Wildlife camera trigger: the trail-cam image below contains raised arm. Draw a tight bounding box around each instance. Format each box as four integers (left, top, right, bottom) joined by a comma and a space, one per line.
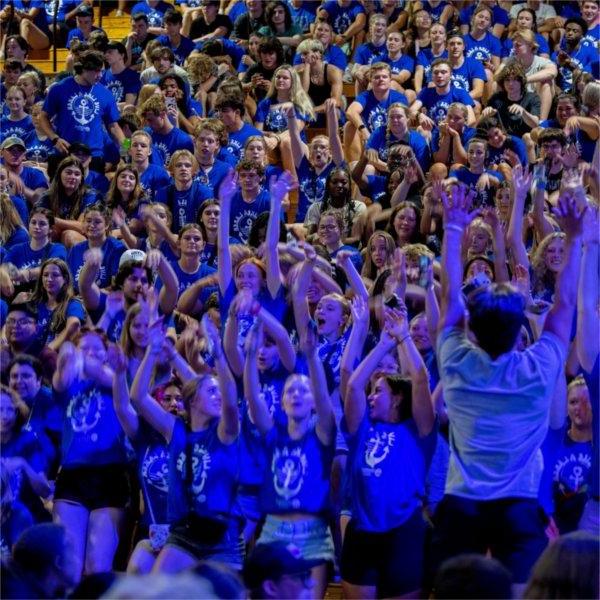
266, 171, 295, 297
217, 169, 237, 295
482, 208, 509, 283
203, 315, 239, 444
439, 184, 478, 331
144, 249, 179, 315
78, 247, 103, 313
258, 304, 296, 373
243, 320, 274, 435
300, 321, 336, 446
340, 295, 370, 402
223, 292, 246, 377
577, 204, 600, 371
390, 305, 435, 436
287, 105, 308, 171
530, 180, 555, 242
335, 250, 368, 301
291, 243, 317, 333
506, 164, 532, 270
130, 321, 176, 443
325, 98, 344, 166
112, 345, 140, 439
52, 342, 79, 393
542, 174, 587, 349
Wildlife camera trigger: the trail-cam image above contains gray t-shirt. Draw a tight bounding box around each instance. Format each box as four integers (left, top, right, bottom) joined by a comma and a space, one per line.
437, 327, 565, 500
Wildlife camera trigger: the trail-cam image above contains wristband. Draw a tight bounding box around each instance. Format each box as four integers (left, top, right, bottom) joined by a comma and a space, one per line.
358, 124, 367, 131
398, 333, 411, 345
51, 136, 60, 146
445, 223, 464, 234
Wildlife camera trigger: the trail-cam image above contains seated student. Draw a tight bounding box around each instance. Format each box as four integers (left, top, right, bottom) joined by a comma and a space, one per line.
1, 59, 23, 113
192, 120, 230, 196
26, 102, 54, 165
463, 5, 501, 89
1, 136, 48, 207
65, 5, 102, 49
382, 31, 415, 100
242, 37, 286, 105
158, 73, 201, 134
317, 210, 363, 272
1, 0, 51, 51
345, 63, 409, 162
552, 17, 596, 93
123, 12, 158, 72
215, 94, 262, 163
68, 143, 110, 196
431, 102, 476, 165
101, 41, 142, 106
446, 31, 485, 104
128, 130, 171, 201
156, 9, 196, 66
292, 19, 348, 73
17, 72, 43, 115
449, 138, 503, 208
414, 22, 448, 94
231, 0, 267, 48
140, 45, 189, 85
0, 192, 29, 253
410, 58, 475, 132
187, 0, 232, 41
288, 99, 344, 223
154, 150, 212, 233
0, 86, 34, 146
317, 0, 367, 54
502, 8, 550, 59
484, 63, 540, 138
459, 0, 509, 38
138, 95, 194, 166
67, 204, 126, 292
476, 116, 528, 171
581, 0, 600, 48
257, 0, 302, 60
1, 208, 67, 291
352, 14, 389, 93
130, 0, 173, 29
534, 128, 569, 195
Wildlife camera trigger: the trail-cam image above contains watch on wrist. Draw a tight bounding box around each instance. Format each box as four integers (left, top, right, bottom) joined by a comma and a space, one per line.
358, 124, 366, 131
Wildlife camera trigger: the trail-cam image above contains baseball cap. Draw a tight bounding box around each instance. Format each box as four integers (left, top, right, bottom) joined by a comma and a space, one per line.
119, 248, 146, 267
1, 136, 26, 151
69, 142, 92, 156
243, 542, 320, 591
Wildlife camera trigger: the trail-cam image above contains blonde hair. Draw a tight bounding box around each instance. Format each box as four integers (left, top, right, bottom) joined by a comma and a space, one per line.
137, 84, 159, 108
168, 149, 198, 175
297, 39, 324, 56
511, 28, 539, 51
403, 243, 434, 262
531, 231, 565, 294
266, 65, 315, 121
362, 231, 396, 279
0, 192, 25, 244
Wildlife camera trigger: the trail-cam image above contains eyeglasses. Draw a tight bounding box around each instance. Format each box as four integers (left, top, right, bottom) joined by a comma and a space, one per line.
318, 223, 338, 231
6, 318, 35, 327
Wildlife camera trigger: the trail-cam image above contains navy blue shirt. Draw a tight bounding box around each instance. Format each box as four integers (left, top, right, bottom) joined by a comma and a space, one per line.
295, 156, 338, 224
224, 123, 262, 163
417, 86, 474, 124
138, 163, 171, 200
100, 68, 142, 103
320, 0, 365, 34
228, 187, 272, 244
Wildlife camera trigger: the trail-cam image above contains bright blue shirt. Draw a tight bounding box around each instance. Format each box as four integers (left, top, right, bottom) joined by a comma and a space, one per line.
354, 41, 387, 66
293, 44, 348, 71
43, 77, 120, 157
100, 68, 142, 103
451, 57, 486, 92
26, 135, 54, 164
295, 156, 338, 223
464, 32, 502, 61
345, 414, 437, 532
66, 25, 102, 48
154, 181, 213, 233
449, 166, 504, 208
459, 4, 509, 28
582, 23, 600, 49
417, 86, 474, 124
193, 159, 230, 196
383, 53, 415, 77
486, 135, 528, 168
552, 43, 596, 91
228, 187, 272, 244
67, 236, 126, 291
225, 123, 262, 163
0, 115, 35, 144
35, 298, 86, 347
416, 47, 448, 85
320, 0, 365, 34
44, 0, 77, 23
366, 126, 431, 169
502, 33, 549, 58
355, 89, 409, 132
130, 0, 172, 26
138, 163, 171, 200
148, 126, 194, 166
255, 98, 309, 134
156, 259, 216, 299
3, 241, 67, 271
156, 34, 196, 65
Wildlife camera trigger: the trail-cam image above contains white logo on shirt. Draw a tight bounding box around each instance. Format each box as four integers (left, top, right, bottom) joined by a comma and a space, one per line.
176, 443, 211, 502
364, 429, 395, 477
232, 209, 256, 244
141, 446, 169, 492
67, 387, 104, 438
67, 92, 100, 130
272, 446, 307, 504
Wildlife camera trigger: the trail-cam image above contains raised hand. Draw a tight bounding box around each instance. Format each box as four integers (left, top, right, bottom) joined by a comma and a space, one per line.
218, 169, 238, 205
299, 318, 319, 356
442, 184, 479, 230
552, 191, 587, 239
84, 247, 103, 268
231, 288, 254, 316
386, 247, 407, 300
383, 303, 409, 342
481, 207, 500, 230
57, 341, 77, 370
582, 203, 600, 246
511, 263, 531, 299
302, 241, 317, 264
108, 344, 128, 374
350, 294, 368, 323
244, 319, 263, 356
201, 313, 222, 359
511, 164, 532, 199
502, 148, 521, 168
147, 318, 165, 354
560, 144, 580, 169
112, 206, 126, 228
144, 249, 162, 271
335, 249, 353, 270
270, 170, 296, 203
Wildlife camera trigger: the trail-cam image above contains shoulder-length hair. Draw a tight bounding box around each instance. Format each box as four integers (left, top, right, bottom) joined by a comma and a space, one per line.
265, 1, 292, 31
266, 64, 315, 121
0, 192, 25, 244
106, 164, 144, 215
47, 157, 87, 220
531, 231, 565, 295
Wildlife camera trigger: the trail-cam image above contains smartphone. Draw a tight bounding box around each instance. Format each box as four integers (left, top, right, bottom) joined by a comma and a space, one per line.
384, 294, 400, 309
418, 255, 432, 288
532, 161, 546, 190
165, 96, 177, 111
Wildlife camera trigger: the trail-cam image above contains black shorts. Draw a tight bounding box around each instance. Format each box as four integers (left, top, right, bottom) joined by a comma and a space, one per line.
428, 495, 547, 585
341, 510, 426, 597
54, 464, 130, 511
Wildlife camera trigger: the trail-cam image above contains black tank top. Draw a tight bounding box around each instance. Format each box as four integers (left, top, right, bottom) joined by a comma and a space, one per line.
308, 63, 332, 109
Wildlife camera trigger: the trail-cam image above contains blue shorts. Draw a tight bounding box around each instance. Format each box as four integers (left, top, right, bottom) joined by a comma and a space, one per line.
257, 515, 335, 564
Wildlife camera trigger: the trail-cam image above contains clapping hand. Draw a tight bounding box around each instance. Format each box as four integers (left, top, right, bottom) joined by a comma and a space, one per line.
552, 187, 587, 239
441, 184, 478, 231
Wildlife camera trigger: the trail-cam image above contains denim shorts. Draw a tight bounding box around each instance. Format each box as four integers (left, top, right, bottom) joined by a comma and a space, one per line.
166, 518, 244, 570
257, 515, 335, 564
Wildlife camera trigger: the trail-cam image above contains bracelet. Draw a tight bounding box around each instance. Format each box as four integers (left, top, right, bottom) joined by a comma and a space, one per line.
397, 334, 411, 345
358, 124, 367, 131
445, 223, 464, 234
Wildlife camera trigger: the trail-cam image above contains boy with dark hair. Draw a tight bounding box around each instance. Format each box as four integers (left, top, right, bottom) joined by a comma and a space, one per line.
215, 94, 263, 162
552, 17, 596, 92
156, 9, 196, 65
101, 41, 142, 105
123, 12, 157, 71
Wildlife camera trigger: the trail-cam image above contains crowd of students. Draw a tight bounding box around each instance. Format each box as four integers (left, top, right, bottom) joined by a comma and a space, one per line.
0, 0, 599, 598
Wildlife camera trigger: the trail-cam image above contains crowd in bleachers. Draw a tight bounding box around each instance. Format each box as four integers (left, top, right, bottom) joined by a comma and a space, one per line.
0, 0, 599, 598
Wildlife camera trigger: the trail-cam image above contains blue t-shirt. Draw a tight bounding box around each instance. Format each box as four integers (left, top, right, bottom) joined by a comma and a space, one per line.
431, 125, 476, 154
464, 32, 502, 62
255, 99, 309, 134
354, 41, 387, 66
383, 53, 415, 77
193, 159, 230, 196
57, 378, 128, 467
138, 163, 171, 200
366, 126, 431, 169
417, 86, 474, 124
260, 423, 335, 515
44, 0, 77, 23
35, 298, 86, 347
43, 77, 120, 157
130, 0, 172, 27
320, 0, 365, 34
3, 241, 67, 271
295, 156, 338, 223
225, 123, 262, 163
293, 43, 348, 71
156, 259, 216, 299
355, 89, 409, 132
8, 194, 28, 226
582, 23, 600, 49
552, 43, 596, 91
502, 33, 549, 58
0, 115, 35, 144
459, 4, 509, 28
11, 0, 49, 33
66, 25, 102, 48
154, 181, 213, 233
416, 48, 449, 87
486, 135, 528, 168
4, 228, 29, 251
85, 170, 110, 195
26, 135, 54, 164
228, 187, 273, 245
67, 237, 126, 292
196, 37, 244, 70
156, 34, 196, 65
17, 165, 48, 193
100, 68, 142, 103
148, 126, 194, 166
449, 166, 504, 208
451, 57, 486, 92
168, 418, 240, 521
345, 414, 437, 531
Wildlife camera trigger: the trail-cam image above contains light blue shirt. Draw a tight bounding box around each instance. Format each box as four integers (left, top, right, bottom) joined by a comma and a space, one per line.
437, 327, 565, 500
